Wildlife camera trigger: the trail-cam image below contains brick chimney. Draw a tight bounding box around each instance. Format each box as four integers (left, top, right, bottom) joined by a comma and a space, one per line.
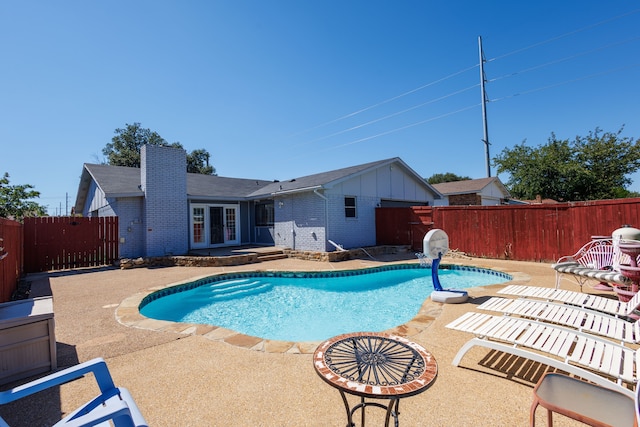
141, 145, 188, 256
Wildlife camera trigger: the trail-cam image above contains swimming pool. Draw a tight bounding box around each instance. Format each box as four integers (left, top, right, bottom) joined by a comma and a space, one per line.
140, 264, 511, 342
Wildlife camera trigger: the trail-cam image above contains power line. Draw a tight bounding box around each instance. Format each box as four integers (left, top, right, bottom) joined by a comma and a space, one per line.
487, 8, 640, 63
290, 44, 637, 157
288, 103, 480, 159
293, 84, 479, 147
283, 8, 639, 160
489, 35, 640, 83
286, 64, 479, 139
489, 62, 640, 103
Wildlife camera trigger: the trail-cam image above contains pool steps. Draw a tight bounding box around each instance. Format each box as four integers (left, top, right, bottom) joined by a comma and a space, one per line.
184, 279, 273, 302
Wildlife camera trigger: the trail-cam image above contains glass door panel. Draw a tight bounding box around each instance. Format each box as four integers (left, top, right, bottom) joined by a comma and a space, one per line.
210, 207, 224, 244
225, 208, 237, 242
191, 206, 205, 247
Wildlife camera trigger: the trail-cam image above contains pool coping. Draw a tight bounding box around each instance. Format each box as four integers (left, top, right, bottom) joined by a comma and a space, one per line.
115, 264, 530, 354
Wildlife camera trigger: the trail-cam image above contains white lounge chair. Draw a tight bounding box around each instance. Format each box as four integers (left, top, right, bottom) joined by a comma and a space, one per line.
446, 311, 639, 398
0, 358, 147, 427
498, 284, 640, 318
478, 296, 640, 345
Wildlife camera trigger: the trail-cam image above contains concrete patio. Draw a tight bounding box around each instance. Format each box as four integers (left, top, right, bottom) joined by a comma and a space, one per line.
0, 253, 618, 426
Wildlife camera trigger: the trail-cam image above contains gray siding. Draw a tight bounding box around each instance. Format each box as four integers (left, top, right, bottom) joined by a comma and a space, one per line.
96, 201, 116, 217
239, 201, 250, 245
115, 197, 145, 258
77, 155, 439, 255
85, 180, 108, 215
254, 227, 275, 244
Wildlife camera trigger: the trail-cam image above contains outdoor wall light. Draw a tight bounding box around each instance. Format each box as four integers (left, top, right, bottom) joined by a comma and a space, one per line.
278, 201, 284, 208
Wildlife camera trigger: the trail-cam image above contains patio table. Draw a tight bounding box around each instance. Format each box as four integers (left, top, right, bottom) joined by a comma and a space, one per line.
313, 331, 437, 427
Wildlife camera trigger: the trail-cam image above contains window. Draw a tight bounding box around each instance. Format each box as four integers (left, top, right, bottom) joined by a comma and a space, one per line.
344, 196, 357, 218
255, 201, 274, 226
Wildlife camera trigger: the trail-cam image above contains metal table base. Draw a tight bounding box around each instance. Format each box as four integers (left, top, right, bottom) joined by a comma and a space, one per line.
314, 332, 438, 427
339, 391, 401, 427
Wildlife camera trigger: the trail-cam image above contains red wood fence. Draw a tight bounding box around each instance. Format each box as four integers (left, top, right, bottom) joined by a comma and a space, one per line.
376, 198, 640, 263
375, 207, 434, 250
0, 218, 23, 303
24, 217, 119, 273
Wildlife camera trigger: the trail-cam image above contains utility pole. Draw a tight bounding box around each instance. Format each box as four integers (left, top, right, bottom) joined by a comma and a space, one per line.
478, 36, 491, 177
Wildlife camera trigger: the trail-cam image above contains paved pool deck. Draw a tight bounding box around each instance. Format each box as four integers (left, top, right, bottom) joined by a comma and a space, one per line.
0, 254, 614, 426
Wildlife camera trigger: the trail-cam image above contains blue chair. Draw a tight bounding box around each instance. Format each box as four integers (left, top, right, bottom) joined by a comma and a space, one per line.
0, 358, 147, 427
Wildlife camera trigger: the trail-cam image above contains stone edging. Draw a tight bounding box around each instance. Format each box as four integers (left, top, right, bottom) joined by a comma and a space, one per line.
115, 266, 529, 354
117, 245, 413, 269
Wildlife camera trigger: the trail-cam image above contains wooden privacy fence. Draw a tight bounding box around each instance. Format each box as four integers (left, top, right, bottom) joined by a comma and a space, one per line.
375, 207, 434, 250
376, 198, 640, 263
24, 217, 119, 273
0, 218, 23, 303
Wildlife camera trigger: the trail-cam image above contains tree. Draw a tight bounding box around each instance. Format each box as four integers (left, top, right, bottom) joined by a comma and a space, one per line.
427, 172, 471, 184
0, 173, 47, 220
102, 123, 216, 175
187, 148, 214, 175
493, 127, 640, 201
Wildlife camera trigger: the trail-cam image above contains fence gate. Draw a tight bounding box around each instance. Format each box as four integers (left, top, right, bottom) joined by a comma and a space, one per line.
24, 217, 118, 273
0, 218, 22, 302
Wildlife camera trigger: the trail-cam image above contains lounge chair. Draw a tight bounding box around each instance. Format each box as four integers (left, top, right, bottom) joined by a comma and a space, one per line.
530, 372, 639, 427
637, 378, 640, 425
445, 311, 639, 398
552, 238, 623, 290
0, 358, 147, 427
478, 296, 640, 344
498, 284, 640, 318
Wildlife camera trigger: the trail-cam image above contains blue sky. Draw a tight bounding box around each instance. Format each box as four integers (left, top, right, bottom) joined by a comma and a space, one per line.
1, 1, 639, 215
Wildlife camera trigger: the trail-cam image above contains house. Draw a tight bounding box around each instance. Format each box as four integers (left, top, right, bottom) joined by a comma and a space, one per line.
74, 145, 444, 258
521, 195, 560, 204
431, 177, 511, 206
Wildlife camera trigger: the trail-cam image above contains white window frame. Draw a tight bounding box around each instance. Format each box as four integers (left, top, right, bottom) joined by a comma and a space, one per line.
189, 203, 240, 248
344, 196, 357, 219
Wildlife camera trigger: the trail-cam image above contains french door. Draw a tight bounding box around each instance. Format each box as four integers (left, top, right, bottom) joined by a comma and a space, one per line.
190, 204, 239, 248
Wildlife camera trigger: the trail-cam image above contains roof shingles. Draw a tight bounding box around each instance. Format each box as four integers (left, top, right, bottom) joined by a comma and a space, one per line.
77, 157, 441, 208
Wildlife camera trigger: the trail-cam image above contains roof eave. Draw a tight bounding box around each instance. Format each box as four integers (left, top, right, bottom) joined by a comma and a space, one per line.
107, 192, 144, 198
187, 195, 248, 202
443, 191, 481, 196
271, 185, 323, 196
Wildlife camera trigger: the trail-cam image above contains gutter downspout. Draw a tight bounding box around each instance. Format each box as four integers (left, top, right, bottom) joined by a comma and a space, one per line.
313, 189, 329, 250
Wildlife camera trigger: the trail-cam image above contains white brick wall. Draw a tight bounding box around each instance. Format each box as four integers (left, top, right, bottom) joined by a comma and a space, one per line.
273, 193, 326, 251
273, 192, 378, 251
327, 194, 377, 250
141, 145, 188, 256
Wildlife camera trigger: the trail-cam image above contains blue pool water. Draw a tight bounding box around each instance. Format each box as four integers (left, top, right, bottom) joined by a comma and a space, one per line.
140, 264, 511, 341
